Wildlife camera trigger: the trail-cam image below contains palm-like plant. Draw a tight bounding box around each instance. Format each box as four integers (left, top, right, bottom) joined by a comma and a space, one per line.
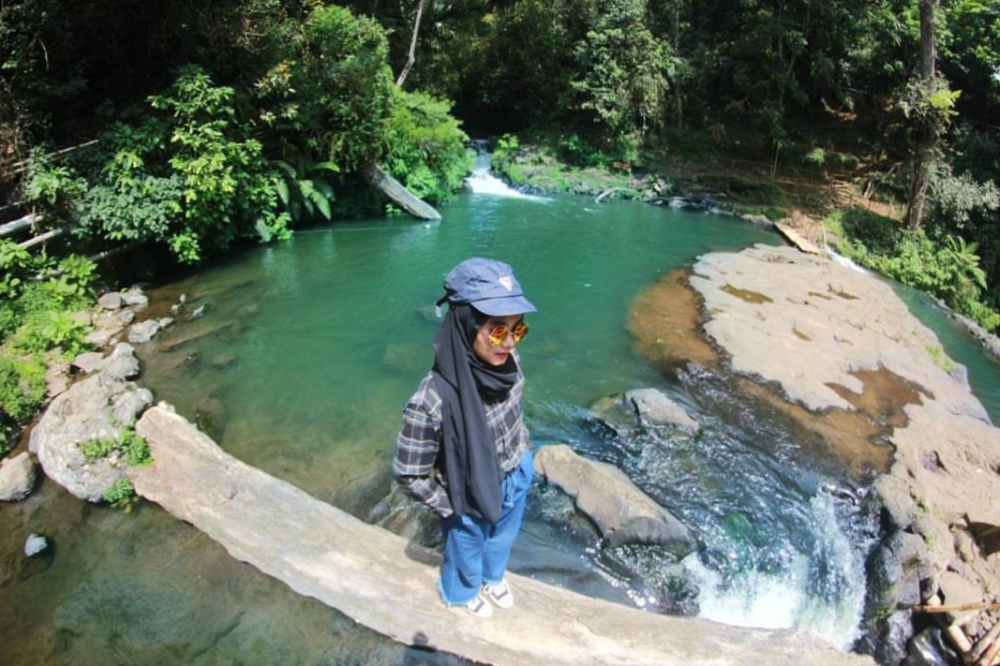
272, 155, 339, 224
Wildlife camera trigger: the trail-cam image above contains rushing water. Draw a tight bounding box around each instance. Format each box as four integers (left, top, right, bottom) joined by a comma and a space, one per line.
3, 182, 999, 664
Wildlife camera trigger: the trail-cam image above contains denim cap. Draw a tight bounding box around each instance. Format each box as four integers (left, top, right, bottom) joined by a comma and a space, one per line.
437, 257, 537, 316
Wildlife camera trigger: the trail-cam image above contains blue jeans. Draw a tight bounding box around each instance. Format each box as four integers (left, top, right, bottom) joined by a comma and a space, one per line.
438, 449, 534, 605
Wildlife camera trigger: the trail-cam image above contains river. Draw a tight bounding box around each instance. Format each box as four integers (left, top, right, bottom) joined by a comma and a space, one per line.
2, 179, 998, 665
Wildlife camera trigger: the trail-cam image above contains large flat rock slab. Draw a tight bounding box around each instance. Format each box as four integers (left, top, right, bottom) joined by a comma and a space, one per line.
132, 405, 872, 666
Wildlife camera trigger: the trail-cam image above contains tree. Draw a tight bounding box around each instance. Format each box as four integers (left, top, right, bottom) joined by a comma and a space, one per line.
904, 0, 959, 232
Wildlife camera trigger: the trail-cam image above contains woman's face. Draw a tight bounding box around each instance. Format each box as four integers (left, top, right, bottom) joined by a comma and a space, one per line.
473, 314, 525, 367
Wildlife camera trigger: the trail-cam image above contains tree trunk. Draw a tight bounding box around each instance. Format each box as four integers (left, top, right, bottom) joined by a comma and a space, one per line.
673, 0, 683, 129
395, 0, 426, 88
905, 0, 939, 233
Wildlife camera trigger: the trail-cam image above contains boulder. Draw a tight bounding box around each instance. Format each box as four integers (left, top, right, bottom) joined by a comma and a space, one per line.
29, 371, 152, 502
122, 288, 148, 310
98, 291, 124, 310
101, 342, 140, 380
128, 319, 161, 344
590, 388, 700, 435
534, 444, 694, 553
0, 452, 37, 501
72, 351, 105, 375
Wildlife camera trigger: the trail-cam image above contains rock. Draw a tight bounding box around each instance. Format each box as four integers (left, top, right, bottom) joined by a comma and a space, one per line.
98, 292, 124, 310
534, 444, 694, 553
0, 453, 37, 501
903, 627, 960, 666
45, 362, 70, 398
867, 532, 931, 611
128, 319, 161, 344
101, 343, 140, 380
24, 533, 48, 557
131, 405, 871, 666
590, 389, 700, 435
158, 317, 174, 330
625, 388, 700, 432
874, 475, 917, 532
72, 351, 105, 374
937, 571, 982, 625
29, 372, 152, 502
190, 305, 206, 320
115, 308, 136, 326
122, 288, 148, 310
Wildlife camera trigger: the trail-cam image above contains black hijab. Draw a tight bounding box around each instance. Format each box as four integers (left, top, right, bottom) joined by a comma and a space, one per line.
432, 304, 518, 524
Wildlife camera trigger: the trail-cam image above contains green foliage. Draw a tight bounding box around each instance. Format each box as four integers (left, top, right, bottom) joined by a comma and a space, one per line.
9, 308, 90, 357
0, 354, 46, 451
383, 89, 471, 203
566, 0, 670, 154
272, 5, 396, 171
22, 148, 85, 220
102, 477, 139, 512
79, 428, 152, 466
0, 239, 41, 302
272, 156, 338, 225
78, 66, 287, 263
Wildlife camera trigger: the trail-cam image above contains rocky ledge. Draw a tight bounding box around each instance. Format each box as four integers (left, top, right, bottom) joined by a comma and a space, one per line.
630, 244, 1000, 665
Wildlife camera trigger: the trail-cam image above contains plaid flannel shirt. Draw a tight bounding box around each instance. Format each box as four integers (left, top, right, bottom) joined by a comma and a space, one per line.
393, 359, 530, 518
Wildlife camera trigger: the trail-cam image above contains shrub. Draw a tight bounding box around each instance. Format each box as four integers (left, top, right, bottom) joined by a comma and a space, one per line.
383, 89, 471, 203
0, 354, 46, 451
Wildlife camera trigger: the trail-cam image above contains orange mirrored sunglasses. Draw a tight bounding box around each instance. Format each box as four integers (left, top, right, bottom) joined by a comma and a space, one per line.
487, 320, 529, 347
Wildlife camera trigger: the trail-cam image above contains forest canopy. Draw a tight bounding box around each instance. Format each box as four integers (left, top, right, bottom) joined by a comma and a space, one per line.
0, 0, 998, 319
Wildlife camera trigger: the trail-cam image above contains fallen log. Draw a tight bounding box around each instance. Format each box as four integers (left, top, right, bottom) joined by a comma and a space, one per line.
362, 161, 442, 221
131, 404, 874, 666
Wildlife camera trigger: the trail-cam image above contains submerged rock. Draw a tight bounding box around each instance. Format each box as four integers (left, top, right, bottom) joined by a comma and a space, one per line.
24, 533, 48, 557
534, 443, 694, 554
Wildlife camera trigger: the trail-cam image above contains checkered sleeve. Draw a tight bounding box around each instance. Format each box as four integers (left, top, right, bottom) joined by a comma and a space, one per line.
392, 376, 453, 518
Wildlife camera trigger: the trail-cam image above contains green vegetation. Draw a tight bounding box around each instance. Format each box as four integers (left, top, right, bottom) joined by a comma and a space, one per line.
78, 428, 152, 466
0, 240, 97, 452
0, 0, 998, 334
102, 477, 140, 513
78, 427, 152, 512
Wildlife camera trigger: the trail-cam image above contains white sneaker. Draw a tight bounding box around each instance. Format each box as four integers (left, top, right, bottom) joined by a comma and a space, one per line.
465, 593, 493, 618
483, 579, 514, 609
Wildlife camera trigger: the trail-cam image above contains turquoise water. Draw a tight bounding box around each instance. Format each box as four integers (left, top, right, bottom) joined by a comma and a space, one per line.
3, 189, 997, 664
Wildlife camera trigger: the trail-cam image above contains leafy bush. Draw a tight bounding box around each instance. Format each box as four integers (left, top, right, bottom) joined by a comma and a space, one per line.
77, 66, 288, 264
0, 354, 46, 451
837, 208, 905, 256
103, 477, 140, 512
383, 89, 471, 203
79, 428, 151, 466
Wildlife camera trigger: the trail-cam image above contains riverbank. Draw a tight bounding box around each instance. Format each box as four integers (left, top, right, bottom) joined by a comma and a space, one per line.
629, 245, 1000, 664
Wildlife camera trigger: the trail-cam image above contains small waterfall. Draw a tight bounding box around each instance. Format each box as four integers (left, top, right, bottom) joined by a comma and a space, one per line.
827, 248, 870, 274
681, 490, 876, 650
465, 142, 546, 200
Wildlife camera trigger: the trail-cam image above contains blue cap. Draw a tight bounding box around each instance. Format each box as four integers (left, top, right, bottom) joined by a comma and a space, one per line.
437, 258, 537, 316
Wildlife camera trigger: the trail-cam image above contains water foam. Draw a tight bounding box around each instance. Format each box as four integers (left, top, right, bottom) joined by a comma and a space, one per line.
683, 491, 872, 650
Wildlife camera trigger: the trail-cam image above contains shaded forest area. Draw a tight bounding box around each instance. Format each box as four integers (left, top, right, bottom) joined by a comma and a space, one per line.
1, 1, 999, 312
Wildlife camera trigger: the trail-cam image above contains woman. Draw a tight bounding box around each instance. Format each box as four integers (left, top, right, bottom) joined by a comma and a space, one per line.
393, 257, 536, 618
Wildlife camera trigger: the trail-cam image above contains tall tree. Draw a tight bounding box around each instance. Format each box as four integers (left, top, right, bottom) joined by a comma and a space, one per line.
905, 0, 944, 232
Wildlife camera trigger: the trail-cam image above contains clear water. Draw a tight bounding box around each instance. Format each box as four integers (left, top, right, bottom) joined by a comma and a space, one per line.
4, 189, 997, 663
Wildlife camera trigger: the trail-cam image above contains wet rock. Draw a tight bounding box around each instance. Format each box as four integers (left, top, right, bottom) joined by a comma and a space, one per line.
590, 388, 700, 435
0, 452, 37, 501
24, 533, 48, 557
122, 288, 148, 310
534, 444, 694, 554
101, 343, 140, 380
128, 319, 162, 344
29, 371, 152, 502
867, 531, 932, 612
98, 292, 124, 310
